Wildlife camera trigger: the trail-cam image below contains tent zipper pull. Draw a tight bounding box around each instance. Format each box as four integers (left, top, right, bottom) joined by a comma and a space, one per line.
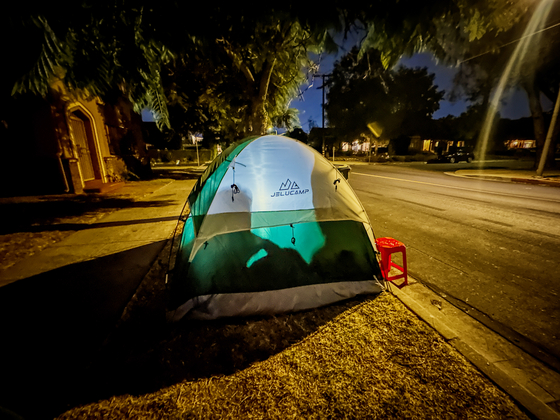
231, 184, 240, 201
333, 178, 341, 191
290, 224, 296, 245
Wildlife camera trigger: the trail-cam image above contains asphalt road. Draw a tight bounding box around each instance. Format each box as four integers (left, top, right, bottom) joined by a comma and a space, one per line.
349, 161, 560, 363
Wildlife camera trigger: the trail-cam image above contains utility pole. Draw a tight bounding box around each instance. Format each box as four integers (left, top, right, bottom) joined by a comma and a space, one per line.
315, 73, 331, 156
536, 82, 560, 177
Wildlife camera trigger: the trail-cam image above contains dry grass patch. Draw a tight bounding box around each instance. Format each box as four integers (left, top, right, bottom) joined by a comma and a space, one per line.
59, 293, 528, 419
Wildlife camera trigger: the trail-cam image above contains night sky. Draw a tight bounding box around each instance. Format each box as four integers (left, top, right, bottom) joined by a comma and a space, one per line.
142, 37, 552, 130
290, 50, 547, 133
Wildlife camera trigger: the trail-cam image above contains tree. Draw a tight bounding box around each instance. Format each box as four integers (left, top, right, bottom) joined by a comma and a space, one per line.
325, 48, 390, 142
350, 0, 559, 168
383, 66, 445, 138
4, 2, 343, 144
450, 2, 560, 167
326, 48, 444, 144
156, 4, 341, 141
285, 127, 309, 142
3, 3, 173, 129
353, 0, 530, 68
10, 1, 548, 154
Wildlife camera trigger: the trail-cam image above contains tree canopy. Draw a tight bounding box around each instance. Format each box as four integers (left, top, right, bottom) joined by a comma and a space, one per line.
4, 3, 173, 128
344, 0, 559, 167
160, 9, 336, 141
3, 2, 343, 141
5, 0, 557, 157
354, 0, 530, 68
448, 0, 560, 167
326, 48, 444, 143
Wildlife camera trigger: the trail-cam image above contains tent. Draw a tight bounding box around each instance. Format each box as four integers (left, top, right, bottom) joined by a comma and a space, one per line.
167, 135, 384, 320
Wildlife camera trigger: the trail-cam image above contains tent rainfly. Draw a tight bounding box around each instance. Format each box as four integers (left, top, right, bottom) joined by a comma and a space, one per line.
167, 135, 384, 320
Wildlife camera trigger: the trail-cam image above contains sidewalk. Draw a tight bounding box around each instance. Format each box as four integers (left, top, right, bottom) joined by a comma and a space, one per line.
0, 178, 197, 419
0, 174, 559, 419
329, 159, 560, 188
449, 168, 560, 187
392, 280, 560, 420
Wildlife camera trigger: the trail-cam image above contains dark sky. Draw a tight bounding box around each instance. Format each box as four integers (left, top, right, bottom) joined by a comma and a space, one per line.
142, 31, 552, 130
290, 50, 545, 132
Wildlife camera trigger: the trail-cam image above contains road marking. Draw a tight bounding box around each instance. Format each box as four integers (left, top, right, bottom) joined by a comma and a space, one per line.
354, 172, 494, 191
353, 172, 560, 204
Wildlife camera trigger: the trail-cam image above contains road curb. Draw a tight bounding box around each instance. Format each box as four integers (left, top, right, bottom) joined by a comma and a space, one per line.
511, 178, 560, 188
444, 172, 515, 182
389, 282, 560, 420
445, 171, 560, 187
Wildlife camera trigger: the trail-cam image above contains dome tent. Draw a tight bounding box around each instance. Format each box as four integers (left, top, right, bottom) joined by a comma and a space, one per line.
167, 135, 384, 320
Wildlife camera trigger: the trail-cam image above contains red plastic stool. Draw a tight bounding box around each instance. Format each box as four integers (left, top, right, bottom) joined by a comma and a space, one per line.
375, 237, 408, 288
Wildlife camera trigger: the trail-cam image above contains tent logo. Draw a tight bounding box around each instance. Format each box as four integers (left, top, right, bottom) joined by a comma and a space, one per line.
271, 179, 309, 197
279, 179, 298, 190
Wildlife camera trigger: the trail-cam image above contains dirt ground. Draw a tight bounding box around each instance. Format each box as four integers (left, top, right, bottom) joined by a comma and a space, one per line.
59, 267, 530, 419
58, 221, 528, 419
0, 178, 531, 419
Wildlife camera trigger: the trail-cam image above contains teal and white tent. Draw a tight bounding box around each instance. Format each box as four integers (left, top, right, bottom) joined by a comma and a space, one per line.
168, 135, 384, 320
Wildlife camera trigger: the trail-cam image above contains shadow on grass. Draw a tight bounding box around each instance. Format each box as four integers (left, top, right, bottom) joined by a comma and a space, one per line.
84, 282, 380, 411
0, 197, 178, 235
0, 231, 381, 419
0, 240, 168, 420
2, 215, 182, 234
152, 168, 204, 181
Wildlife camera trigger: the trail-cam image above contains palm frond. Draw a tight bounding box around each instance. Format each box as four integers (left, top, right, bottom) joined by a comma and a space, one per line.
12, 16, 71, 96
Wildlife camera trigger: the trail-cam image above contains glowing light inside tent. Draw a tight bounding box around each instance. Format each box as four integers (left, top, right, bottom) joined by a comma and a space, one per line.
251, 222, 325, 264
246, 249, 269, 268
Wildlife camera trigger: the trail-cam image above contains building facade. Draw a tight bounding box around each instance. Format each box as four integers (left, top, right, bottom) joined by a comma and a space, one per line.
0, 82, 148, 196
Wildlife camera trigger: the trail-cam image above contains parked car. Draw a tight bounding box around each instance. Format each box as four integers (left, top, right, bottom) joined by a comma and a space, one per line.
439, 148, 475, 163
373, 146, 390, 161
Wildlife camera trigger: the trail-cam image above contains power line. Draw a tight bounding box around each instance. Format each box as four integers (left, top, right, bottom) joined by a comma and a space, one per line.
460, 21, 560, 64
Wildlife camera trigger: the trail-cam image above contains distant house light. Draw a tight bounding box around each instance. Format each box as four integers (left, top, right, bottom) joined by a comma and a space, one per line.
507, 139, 535, 149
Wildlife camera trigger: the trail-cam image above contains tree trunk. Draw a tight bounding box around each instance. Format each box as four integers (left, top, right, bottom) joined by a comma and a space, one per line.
247, 58, 277, 136
522, 79, 551, 169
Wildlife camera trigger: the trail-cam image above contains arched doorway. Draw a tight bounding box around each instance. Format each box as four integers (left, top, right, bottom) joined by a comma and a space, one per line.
69, 109, 101, 182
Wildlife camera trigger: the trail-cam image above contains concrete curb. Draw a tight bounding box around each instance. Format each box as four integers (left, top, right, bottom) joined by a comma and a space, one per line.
511, 178, 560, 188
445, 171, 560, 187
389, 282, 560, 420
